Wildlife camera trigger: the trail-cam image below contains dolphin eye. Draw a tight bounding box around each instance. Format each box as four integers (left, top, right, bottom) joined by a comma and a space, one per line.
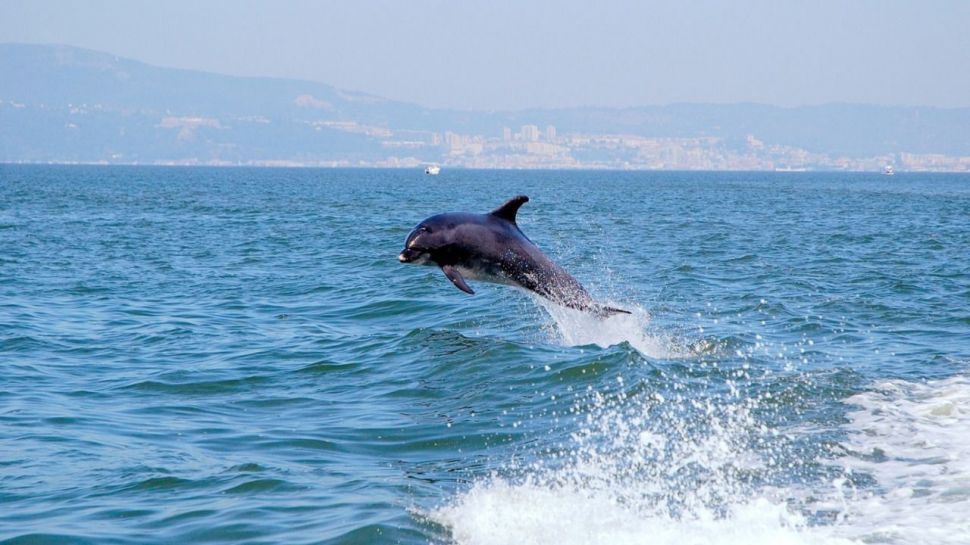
420, 226, 432, 234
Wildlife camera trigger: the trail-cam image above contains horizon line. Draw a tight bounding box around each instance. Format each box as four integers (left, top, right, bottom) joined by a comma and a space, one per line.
4, 160, 968, 175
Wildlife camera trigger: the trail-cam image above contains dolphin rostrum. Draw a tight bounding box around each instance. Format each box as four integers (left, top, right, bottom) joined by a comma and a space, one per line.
398, 195, 630, 316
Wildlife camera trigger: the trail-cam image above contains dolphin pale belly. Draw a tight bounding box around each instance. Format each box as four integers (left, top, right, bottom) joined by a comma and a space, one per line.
399, 195, 630, 316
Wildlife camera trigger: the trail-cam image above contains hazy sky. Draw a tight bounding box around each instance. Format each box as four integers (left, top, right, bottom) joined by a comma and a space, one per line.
2, 0, 968, 110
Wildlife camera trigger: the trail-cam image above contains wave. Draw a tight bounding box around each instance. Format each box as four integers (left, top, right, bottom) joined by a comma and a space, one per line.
430, 481, 852, 545
428, 372, 970, 545
426, 379, 856, 545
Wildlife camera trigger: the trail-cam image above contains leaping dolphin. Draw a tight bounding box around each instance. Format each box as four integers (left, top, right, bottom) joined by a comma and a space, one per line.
398, 195, 630, 316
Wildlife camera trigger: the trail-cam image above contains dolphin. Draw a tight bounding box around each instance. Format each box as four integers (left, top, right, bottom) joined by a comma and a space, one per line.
398, 195, 630, 316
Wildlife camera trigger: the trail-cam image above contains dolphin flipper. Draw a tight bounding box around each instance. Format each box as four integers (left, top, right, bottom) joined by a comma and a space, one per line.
441, 265, 475, 295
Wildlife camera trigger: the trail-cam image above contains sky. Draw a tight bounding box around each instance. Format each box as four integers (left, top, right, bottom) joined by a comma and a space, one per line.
1, 0, 968, 111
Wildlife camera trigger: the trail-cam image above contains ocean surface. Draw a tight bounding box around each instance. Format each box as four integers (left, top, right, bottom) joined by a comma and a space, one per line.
1, 165, 969, 545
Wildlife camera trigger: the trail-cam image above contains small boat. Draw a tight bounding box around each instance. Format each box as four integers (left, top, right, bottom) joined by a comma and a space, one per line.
424, 164, 441, 175
883, 165, 895, 176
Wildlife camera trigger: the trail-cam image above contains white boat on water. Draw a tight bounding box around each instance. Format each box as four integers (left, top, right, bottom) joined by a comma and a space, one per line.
883, 165, 895, 176
424, 164, 441, 175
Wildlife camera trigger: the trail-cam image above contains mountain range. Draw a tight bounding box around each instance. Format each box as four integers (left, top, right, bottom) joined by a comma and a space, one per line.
2, 43, 968, 170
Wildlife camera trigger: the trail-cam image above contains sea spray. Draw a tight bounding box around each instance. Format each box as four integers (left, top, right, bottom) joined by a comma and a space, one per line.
429, 373, 858, 545
533, 296, 682, 358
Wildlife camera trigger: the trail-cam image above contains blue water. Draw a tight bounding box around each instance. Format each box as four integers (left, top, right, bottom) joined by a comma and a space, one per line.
2, 165, 969, 545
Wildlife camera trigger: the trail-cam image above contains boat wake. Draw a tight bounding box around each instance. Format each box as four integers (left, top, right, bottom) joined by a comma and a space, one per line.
831, 376, 970, 544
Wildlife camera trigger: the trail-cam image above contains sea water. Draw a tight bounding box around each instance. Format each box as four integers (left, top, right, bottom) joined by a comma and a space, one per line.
1, 165, 968, 544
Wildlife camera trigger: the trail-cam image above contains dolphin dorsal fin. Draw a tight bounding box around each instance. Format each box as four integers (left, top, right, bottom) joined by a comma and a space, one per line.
489, 195, 529, 223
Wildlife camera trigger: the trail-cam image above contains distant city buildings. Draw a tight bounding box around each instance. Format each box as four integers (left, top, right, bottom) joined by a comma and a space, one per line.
11, 44, 966, 171
520, 125, 540, 142
143, 117, 970, 172
326, 120, 970, 171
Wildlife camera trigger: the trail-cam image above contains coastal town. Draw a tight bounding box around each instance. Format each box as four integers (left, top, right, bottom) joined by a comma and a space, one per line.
340, 122, 970, 172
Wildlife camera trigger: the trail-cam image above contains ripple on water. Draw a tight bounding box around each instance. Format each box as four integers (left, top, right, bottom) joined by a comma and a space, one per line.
2, 167, 969, 545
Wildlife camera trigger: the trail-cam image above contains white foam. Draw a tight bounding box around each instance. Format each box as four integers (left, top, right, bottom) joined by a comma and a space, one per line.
831, 376, 970, 544
439, 284, 970, 544
431, 480, 854, 545
427, 388, 859, 545
429, 375, 970, 544
534, 297, 681, 358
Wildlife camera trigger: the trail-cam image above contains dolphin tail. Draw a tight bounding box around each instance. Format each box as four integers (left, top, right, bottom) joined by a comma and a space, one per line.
592, 304, 632, 317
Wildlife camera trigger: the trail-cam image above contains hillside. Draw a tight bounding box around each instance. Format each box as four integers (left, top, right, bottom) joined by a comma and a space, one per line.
1, 43, 968, 169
